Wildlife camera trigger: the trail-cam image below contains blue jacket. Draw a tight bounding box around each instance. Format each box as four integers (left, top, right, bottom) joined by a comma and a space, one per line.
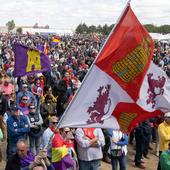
7, 114, 30, 143
107, 129, 128, 146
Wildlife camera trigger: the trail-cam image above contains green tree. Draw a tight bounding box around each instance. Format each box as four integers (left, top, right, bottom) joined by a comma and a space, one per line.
87, 25, 96, 33
75, 23, 88, 34
159, 25, 170, 34
16, 27, 22, 34
6, 20, 15, 32
33, 23, 38, 28
102, 24, 110, 35
144, 24, 157, 33
45, 25, 50, 29
75, 23, 170, 35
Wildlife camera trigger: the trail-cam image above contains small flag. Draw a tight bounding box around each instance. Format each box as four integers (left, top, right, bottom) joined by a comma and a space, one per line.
13, 43, 51, 77
52, 35, 60, 45
52, 133, 74, 169
44, 41, 49, 55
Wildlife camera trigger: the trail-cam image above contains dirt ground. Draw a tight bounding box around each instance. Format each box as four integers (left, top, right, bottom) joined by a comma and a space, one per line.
0, 141, 158, 170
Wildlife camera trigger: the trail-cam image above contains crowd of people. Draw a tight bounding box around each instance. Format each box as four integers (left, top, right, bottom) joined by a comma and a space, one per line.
0, 32, 169, 170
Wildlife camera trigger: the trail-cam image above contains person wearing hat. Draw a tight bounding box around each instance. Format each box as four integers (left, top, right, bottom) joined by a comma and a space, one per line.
6, 104, 30, 159
27, 104, 43, 155
157, 112, 170, 170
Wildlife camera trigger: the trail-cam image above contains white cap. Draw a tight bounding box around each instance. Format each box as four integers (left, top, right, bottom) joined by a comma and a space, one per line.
164, 112, 170, 118
37, 73, 43, 77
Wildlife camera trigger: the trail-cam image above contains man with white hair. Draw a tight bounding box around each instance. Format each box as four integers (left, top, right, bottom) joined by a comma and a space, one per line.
42, 115, 59, 160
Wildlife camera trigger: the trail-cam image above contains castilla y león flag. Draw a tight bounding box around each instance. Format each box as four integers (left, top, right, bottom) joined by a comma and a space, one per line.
57, 4, 165, 132
13, 43, 51, 77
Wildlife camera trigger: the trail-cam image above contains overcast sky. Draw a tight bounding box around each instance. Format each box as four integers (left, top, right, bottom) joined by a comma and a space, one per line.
0, 0, 169, 30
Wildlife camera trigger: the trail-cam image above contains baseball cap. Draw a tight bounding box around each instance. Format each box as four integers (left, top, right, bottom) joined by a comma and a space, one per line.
10, 105, 19, 111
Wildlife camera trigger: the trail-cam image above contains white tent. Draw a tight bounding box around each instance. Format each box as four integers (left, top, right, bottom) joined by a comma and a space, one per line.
149, 33, 166, 40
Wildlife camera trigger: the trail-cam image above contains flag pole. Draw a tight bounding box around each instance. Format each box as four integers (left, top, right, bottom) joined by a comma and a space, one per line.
57, 0, 132, 128
44, 0, 132, 149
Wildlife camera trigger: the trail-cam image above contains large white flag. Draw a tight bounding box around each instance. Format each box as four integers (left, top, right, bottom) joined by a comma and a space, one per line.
57, 3, 157, 131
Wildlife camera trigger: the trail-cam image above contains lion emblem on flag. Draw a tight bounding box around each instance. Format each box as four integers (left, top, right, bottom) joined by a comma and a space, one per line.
147, 73, 166, 108
87, 84, 111, 124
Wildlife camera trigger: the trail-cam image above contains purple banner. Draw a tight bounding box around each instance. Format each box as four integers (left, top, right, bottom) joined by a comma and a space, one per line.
13, 43, 51, 77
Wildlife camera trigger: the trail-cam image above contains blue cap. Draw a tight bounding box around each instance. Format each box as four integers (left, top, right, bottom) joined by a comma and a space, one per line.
10, 105, 19, 111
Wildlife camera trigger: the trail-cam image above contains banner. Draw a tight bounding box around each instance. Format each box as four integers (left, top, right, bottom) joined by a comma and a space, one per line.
57, 4, 163, 132
13, 43, 51, 77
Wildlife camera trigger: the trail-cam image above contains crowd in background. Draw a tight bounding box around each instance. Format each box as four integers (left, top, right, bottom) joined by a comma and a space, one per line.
0, 32, 169, 170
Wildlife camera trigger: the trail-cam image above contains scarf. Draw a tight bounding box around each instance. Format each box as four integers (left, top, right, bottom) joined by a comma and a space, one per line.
20, 151, 34, 167
83, 128, 95, 139
20, 102, 28, 108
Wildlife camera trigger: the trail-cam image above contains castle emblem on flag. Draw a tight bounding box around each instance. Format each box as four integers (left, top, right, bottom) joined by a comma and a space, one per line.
147, 73, 166, 108
112, 37, 152, 83
87, 84, 111, 124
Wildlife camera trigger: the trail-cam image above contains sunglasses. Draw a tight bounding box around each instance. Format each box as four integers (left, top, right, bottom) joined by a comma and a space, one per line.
22, 98, 28, 100
29, 107, 35, 109
51, 122, 58, 124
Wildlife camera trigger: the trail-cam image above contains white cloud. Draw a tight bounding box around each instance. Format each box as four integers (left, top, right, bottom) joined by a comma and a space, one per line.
0, 0, 169, 29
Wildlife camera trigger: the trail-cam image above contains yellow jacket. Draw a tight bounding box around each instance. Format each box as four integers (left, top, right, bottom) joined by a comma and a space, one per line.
158, 121, 170, 151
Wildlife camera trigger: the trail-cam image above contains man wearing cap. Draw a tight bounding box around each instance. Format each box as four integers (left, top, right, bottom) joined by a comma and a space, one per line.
6, 104, 30, 159
16, 83, 36, 106
157, 112, 170, 170
27, 104, 43, 155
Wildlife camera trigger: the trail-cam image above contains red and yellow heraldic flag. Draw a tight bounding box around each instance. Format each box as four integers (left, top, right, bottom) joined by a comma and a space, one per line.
95, 5, 154, 102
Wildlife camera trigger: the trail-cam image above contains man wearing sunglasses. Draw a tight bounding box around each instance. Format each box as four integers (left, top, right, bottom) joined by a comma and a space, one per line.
16, 83, 36, 106
27, 104, 43, 155
42, 115, 59, 160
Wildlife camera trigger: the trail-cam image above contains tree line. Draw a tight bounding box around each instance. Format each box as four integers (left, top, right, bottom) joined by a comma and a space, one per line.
75, 23, 170, 35
5, 20, 170, 35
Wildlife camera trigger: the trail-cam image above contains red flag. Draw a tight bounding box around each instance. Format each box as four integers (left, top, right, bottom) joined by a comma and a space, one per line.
96, 5, 154, 101
44, 42, 49, 55
113, 102, 162, 133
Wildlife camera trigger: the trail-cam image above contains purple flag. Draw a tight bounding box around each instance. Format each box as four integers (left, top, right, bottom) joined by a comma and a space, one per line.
37, 44, 44, 52
13, 43, 51, 77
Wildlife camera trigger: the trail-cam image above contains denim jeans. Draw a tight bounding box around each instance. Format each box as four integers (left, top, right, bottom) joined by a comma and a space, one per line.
7, 141, 17, 159
111, 155, 126, 170
29, 135, 42, 155
79, 159, 100, 170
